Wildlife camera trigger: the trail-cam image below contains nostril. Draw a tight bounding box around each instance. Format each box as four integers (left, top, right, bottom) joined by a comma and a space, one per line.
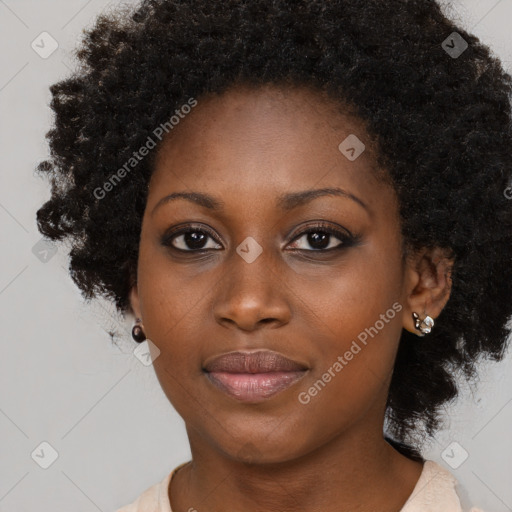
257, 318, 279, 326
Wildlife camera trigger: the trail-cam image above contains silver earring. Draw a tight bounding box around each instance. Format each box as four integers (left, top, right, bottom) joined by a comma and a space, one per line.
412, 312, 434, 336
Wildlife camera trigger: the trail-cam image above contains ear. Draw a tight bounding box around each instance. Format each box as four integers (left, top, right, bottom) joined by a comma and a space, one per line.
129, 284, 142, 320
402, 246, 454, 335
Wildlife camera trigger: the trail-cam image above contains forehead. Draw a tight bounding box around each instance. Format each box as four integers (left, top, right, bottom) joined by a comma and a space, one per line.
148, 84, 390, 212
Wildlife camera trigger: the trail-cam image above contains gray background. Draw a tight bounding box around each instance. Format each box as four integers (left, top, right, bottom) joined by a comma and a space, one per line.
0, 0, 511, 510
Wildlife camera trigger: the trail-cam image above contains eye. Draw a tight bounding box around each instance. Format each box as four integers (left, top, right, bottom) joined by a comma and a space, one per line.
161, 225, 222, 252
287, 222, 357, 252
161, 222, 359, 254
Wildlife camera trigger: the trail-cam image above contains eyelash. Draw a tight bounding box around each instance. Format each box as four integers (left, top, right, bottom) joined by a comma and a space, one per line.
161, 222, 360, 254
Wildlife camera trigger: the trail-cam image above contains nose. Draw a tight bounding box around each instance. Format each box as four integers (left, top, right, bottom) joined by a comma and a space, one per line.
212, 248, 292, 331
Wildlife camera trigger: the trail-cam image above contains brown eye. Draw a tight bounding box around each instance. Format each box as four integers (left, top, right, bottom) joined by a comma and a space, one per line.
289, 230, 344, 251
287, 222, 359, 252
162, 226, 222, 252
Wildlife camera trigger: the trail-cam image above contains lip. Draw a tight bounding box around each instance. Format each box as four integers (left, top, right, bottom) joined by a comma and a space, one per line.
203, 350, 309, 402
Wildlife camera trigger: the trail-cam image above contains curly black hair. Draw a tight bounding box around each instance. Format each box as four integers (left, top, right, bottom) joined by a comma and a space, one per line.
35, 0, 512, 455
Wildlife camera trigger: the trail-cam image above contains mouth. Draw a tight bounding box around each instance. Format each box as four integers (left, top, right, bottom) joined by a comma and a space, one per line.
203, 350, 309, 403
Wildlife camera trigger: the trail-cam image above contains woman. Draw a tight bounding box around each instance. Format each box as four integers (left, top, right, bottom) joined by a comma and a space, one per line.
35, 0, 512, 510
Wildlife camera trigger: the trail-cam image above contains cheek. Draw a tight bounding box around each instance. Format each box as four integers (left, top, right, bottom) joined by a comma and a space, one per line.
137, 234, 211, 331
301, 232, 404, 345
135, 246, 210, 382
137, 260, 208, 418
293, 235, 405, 409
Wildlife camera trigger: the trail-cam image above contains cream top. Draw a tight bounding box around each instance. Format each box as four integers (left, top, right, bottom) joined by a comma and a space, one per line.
115, 459, 486, 512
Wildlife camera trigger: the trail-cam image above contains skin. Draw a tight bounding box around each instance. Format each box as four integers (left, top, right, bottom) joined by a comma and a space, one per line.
129, 83, 454, 512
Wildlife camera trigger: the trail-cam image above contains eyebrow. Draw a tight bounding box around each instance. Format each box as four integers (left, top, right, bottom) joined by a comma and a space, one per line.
151, 187, 369, 216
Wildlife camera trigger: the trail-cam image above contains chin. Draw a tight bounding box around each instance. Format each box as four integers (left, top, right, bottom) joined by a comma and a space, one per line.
217, 432, 312, 466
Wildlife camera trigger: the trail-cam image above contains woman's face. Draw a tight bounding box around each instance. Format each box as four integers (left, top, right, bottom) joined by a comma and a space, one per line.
130, 84, 416, 463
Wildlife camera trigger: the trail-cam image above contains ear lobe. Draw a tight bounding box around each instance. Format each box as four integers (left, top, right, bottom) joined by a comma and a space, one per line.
402, 246, 454, 335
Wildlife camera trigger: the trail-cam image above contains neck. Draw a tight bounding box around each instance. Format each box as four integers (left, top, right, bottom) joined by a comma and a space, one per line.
170, 425, 424, 512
